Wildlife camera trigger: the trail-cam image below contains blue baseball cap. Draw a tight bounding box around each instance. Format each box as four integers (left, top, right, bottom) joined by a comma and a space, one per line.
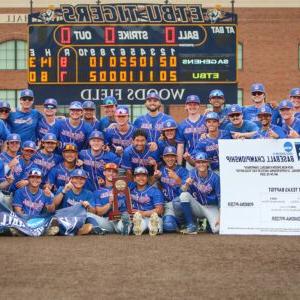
134, 166, 148, 175
6, 133, 21, 142
205, 112, 220, 121
69, 101, 83, 110
251, 83, 265, 93
278, 99, 293, 110
228, 104, 243, 115
20, 89, 34, 99
89, 130, 104, 140
162, 120, 177, 130
163, 146, 177, 156
42, 133, 57, 142
28, 168, 42, 178
115, 106, 129, 116
209, 89, 224, 98
63, 143, 77, 152
185, 95, 200, 104
44, 98, 57, 108
103, 96, 117, 106
290, 88, 300, 97
82, 101, 96, 109
257, 105, 272, 115
22, 141, 37, 151
146, 92, 160, 101
194, 152, 209, 162
0, 101, 11, 110
70, 169, 88, 179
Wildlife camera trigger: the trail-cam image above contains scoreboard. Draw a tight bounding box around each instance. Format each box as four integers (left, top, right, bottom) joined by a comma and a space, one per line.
28, 4, 238, 105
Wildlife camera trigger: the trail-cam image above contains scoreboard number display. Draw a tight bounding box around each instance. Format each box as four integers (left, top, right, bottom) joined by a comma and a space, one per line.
28, 4, 238, 104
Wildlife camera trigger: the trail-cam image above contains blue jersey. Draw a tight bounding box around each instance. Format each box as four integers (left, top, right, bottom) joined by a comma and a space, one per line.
193, 130, 231, 171
13, 186, 53, 216
56, 186, 95, 209
177, 116, 207, 153
282, 118, 300, 136
133, 112, 174, 142
295, 112, 300, 119
79, 149, 120, 191
157, 139, 179, 159
98, 117, 116, 132
130, 185, 164, 211
0, 160, 5, 183
0, 152, 15, 174
252, 124, 286, 139
122, 145, 160, 175
0, 119, 10, 149
159, 165, 189, 202
84, 119, 101, 131
216, 107, 231, 130
186, 169, 220, 206
8, 109, 42, 142
32, 151, 62, 184
37, 117, 58, 141
93, 186, 127, 217
225, 120, 258, 136
50, 118, 93, 151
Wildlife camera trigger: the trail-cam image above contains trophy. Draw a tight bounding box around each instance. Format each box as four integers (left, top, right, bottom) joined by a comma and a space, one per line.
108, 170, 133, 220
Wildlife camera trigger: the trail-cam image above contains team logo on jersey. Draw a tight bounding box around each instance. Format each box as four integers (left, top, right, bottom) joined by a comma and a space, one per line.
283, 141, 293, 153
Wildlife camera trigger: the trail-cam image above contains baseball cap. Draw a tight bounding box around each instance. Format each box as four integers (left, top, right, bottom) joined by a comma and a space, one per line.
209, 89, 224, 99
185, 95, 200, 104
194, 152, 209, 162
134, 166, 148, 175
251, 83, 265, 93
146, 92, 160, 101
103, 96, 117, 106
163, 146, 177, 156
28, 168, 42, 178
228, 104, 243, 115
70, 169, 88, 179
63, 143, 77, 152
0, 101, 11, 110
69, 101, 83, 110
104, 163, 118, 171
42, 133, 57, 142
22, 141, 37, 151
20, 89, 34, 99
290, 88, 300, 97
257, 105, 272, 115
278, 99, 293, 110
162, 120, 177, 130
89, 130, 104, 140
44, 98, 57, 108
6, 133, 21, 142
82, 101, 96, 110
205, 112, 220, 121
115, 106, 129, 116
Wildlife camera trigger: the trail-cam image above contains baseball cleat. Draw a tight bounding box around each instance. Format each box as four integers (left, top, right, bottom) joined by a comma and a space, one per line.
45, 226, 59, 236
91, 227, 106, 235
180, 224, 198, 235
149, 212, 159, 236
121, 213, 131, 235
133, 212, 143, 236
9, 228, 23, 237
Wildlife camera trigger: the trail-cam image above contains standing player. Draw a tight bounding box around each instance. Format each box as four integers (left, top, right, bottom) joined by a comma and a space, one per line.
98, 96, 117, 132
0, 101, 11, 129
289, 88, 300, 118
133, 92, 174, 146
131, 166, 164, 236
79, 130, 119, 192
176, 152, 220, 234
82, 100, 100, 130
278, 100, 300, 137
154, 146, 188, 232
50, 101, 93, 151
37, 98, 58, 142
8, 89, 42, 142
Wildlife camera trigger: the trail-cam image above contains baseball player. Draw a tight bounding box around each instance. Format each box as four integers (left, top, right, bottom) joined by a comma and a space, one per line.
131, 166, 164, 236
0, 103, 10, 149
8, 89, 42, 142
133, 92, 174, 146
98, 96, 117, 132
50, 101, 93, 151
0, 100, 11, 130
252, 105, 286, 139
79, 130, 120, 191
82, 100, 100, 130
37, 98, 59, 142
278, 100, 300, 137
153, 146, 188, 232
289, 88, 300, 118
225, 104, 258, 139
175, 152, 220, 234
105, 106, 136, 157
121, 129, 160, 180
93, 163, 131, 234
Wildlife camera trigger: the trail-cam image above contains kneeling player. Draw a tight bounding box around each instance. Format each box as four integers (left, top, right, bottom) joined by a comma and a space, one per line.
176, 152, 220, 234
131, 167, 164, 236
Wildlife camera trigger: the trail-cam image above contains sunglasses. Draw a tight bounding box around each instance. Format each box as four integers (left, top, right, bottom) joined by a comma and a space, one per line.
229, 113, 241, 118
252, 92, 264, 96
29, 175, 42, 179
21, 97, 34, 102
0, 109, 10, 113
